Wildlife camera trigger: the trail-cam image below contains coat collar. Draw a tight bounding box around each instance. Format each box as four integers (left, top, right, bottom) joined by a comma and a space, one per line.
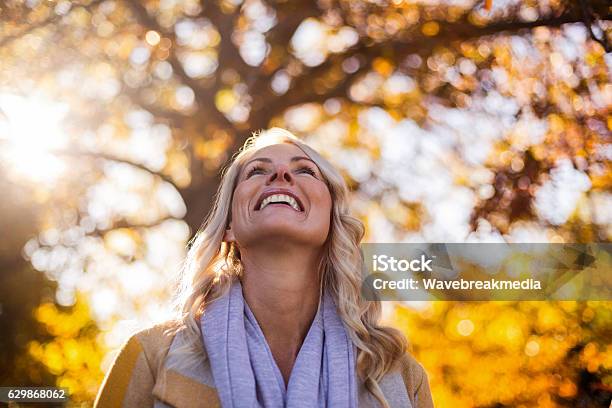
153, 368, 220, 408
153, 326, 220, 408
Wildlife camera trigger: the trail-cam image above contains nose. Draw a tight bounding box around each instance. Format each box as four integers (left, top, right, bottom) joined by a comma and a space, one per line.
266, 164, 294, 185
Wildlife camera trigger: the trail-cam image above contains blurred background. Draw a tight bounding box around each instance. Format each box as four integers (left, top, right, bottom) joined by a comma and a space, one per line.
0, 0, 610, 406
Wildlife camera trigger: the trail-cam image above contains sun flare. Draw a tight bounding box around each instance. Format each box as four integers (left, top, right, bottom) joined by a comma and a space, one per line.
0, 93, 70, 183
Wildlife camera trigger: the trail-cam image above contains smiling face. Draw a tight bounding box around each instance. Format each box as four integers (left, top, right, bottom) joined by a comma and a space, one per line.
224, 143, 333, 250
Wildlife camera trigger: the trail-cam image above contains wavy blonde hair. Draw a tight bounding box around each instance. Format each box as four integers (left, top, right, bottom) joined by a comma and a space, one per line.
170, 127, 406, 407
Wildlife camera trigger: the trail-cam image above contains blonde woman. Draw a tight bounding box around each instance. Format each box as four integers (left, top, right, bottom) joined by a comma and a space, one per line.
94, 128, 433, 408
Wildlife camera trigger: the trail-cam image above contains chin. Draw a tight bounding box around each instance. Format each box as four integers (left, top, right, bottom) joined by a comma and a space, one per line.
246, 223, 328, 248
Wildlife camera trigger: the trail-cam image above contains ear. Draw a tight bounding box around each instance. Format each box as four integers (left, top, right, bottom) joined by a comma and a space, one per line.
223, 224, 235, 242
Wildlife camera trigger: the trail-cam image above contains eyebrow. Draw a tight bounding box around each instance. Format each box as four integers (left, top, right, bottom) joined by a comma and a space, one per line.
244, 156, 316, 167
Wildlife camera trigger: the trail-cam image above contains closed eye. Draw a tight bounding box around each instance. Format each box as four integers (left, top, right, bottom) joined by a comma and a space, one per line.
296, 166, 316, 176
246, 165, 267, 178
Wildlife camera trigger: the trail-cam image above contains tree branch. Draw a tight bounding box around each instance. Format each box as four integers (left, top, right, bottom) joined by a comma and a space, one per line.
89, 215, 184, 237
248, 1, 321, 97
123, 0, 236, 131
120, 85, 191, 125
0, 0, 106, 49
249, 10, 612, 130
202, 1, 253, 83
578, 0, 610, 52
57, 148, 180, 189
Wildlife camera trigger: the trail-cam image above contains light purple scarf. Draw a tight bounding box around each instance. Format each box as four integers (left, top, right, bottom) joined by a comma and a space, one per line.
200, 280, 358, 408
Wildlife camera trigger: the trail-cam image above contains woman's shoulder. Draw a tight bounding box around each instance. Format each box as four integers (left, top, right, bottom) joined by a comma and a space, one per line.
130, 320, 181, 345
128, 319, 183, 362
396, 352, 434, 408
94, 320, 182, 407
106, 320, 184, 377
397, 351, 426, 386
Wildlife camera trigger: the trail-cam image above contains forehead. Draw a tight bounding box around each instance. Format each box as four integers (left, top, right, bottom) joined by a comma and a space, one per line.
248, 142, 307, 161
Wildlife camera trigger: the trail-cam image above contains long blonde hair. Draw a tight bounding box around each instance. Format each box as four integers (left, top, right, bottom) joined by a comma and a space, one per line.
170, 127, 406, 407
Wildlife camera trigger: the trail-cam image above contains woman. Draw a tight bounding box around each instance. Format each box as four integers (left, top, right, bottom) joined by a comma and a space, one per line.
94, 128, 433, 408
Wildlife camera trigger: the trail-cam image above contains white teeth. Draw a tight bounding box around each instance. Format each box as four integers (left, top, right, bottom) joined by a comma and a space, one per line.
259, 194, 301, 211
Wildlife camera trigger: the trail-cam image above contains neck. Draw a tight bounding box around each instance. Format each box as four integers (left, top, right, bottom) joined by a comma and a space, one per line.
239, 242, 323, 383
240, 243, 322, 342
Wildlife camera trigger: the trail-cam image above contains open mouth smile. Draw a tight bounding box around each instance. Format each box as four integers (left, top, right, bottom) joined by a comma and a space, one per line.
255, 190, 304, 212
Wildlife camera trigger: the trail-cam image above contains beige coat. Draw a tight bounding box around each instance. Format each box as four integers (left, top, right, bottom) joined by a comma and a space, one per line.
94, 320, 434, 408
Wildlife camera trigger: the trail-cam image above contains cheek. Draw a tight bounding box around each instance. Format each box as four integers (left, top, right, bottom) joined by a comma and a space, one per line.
314, 190, 332, 242
230, 185, 254, 224
312, 187, 333, 221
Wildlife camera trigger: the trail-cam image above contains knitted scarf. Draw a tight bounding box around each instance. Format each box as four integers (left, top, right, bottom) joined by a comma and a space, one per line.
200, 280, 358, 408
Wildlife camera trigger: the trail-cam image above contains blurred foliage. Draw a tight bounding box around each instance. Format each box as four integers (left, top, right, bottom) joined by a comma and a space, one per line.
392, 301, 612, 407
0, 0, 610, 406
28, 297, 105, 402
